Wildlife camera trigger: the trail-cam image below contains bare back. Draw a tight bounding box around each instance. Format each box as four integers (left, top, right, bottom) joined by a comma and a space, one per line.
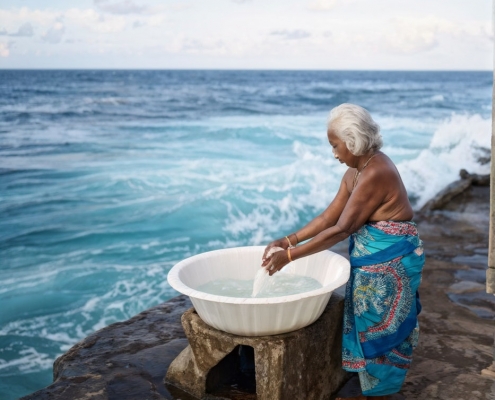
343, 152, 413, 223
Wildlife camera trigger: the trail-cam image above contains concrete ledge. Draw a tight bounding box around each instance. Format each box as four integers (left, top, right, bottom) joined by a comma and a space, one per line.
165, 294, 348, 400
486, 267, 495, 294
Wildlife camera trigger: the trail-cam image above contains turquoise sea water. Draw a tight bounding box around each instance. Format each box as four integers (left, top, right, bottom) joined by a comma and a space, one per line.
0, 70, 492, 399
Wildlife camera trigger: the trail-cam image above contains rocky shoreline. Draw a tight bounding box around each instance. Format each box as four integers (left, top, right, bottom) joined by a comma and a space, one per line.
401, 184, 495, 400
22, 183, 495, 400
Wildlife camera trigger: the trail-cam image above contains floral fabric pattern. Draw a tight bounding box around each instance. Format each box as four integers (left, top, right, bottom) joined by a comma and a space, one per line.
342, 221, 424, 396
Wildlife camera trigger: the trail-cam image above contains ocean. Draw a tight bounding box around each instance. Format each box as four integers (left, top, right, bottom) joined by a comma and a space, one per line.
0, 70, 492, 399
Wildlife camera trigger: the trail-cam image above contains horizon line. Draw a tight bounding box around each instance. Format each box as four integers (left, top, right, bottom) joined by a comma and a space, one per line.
0, 68, 492, 72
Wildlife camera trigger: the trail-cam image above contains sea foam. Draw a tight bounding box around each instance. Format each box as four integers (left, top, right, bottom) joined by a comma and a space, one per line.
398, 113, 491, 208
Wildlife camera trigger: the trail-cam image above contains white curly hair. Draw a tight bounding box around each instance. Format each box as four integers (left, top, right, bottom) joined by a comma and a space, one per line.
327, 103, 383, 156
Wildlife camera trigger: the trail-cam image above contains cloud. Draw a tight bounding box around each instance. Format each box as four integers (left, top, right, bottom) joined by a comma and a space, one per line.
10, 22, 34, 37
2, 7, 63, 27
164, 34, 251, 57
0, 22, 34, 37
0, 41, 11, 57
308, 0, 338, 11
94, 0, 148, 15
384, 17, 455, 54
130, 15, 166, 29
271, 30, 311, 40
41, 22, 65, 44
144, 14, 166, 27
386, 28, 438, 54
179, 37, 230, 55
65, 8, 127, 33
0, 3, 489, 70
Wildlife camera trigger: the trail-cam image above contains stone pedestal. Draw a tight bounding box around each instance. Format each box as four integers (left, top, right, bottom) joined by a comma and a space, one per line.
165, 294, 347, 400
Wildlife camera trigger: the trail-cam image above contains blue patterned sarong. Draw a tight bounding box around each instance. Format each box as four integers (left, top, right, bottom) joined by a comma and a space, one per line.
342, 221, 424, 396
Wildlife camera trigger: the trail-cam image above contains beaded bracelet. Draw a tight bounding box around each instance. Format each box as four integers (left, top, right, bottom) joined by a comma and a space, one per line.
287, 247, 293, 262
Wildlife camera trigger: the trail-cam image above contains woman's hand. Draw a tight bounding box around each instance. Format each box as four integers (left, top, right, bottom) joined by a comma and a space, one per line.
263, 248, 290, 276
261, 238, 289, 264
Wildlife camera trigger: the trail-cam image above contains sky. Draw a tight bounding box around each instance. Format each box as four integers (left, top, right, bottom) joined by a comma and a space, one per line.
0, 0, 492, 70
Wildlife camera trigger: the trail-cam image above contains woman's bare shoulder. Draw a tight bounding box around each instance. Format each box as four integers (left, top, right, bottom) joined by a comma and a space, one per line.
342, 167, 356, 193
370, 152, 400, 178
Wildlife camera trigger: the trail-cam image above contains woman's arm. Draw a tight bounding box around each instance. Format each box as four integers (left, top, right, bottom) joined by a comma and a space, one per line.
293, 169, 352, 243
265, 167, 387, 274
261, 169, 352, 263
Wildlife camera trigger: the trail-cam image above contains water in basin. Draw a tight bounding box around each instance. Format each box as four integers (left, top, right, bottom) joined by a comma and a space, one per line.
196, 273, 322, 298
168, 246, 350, 335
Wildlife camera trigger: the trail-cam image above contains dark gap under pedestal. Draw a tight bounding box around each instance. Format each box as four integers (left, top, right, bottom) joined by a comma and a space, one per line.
206, 345, 257, 399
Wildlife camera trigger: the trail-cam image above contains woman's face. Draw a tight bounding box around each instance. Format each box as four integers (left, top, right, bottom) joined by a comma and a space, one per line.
327, 128, 356, 167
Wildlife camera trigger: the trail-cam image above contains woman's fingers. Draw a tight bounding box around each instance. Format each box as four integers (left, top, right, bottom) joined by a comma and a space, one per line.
263, 259, 273, 271
262, 239, 288, 261
268, 264, 281, 276
262, 245, 288, 274
262, 244, 275, 261
267, 250, 288, 276
261, 256, 271, 267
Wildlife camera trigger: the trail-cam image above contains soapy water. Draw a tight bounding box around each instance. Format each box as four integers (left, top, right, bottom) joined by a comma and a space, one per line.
196, 247, 323, 298
251, 268, 271, 297
196, 273, 322, 298
251, 246, 284, 297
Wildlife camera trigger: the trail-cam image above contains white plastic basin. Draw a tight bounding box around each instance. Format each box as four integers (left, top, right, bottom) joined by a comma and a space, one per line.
167, 246, 350, 336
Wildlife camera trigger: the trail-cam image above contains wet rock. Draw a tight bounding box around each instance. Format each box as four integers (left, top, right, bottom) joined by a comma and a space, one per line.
459, 169, 490, 186
421, 177, 473, 212
405, 185, 495, 398
421, 169, 490, 212
21, 296, 193, 400
448, 281, 486, 294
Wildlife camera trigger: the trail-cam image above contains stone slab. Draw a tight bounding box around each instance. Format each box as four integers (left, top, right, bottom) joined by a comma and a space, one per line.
166, 294, 348, 400
20, 296, 194, 400
487, 267, 495, 294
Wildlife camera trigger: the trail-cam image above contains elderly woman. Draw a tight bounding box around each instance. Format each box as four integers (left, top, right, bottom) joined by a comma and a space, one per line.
262, 103, 424, 400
